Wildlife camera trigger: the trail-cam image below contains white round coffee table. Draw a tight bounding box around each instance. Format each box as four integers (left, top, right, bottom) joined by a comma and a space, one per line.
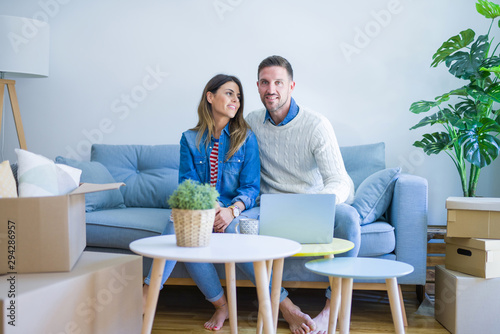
130, 233, 301, 334
305, 257, 414, 334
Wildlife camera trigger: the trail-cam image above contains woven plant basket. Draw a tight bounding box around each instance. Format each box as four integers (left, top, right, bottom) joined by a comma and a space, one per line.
172, 208, 215, 247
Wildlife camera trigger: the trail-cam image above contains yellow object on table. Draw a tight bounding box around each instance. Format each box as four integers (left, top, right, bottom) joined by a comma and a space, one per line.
293, 237, 355, 258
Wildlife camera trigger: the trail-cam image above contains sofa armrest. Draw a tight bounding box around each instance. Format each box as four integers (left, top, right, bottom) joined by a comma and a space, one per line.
390, 173, 428, 285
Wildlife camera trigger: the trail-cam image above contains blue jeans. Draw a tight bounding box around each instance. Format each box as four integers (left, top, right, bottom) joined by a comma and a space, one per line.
144, 207, 289, 303
143, 220, 176, 288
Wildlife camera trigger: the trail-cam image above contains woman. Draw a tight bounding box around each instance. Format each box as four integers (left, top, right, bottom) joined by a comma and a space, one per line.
144, 74, 260, 331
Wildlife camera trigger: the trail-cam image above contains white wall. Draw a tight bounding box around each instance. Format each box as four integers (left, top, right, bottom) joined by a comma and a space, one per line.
1, 0, 499, 226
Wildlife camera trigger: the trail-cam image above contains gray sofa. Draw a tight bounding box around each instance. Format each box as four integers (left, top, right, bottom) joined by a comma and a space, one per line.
55, 142, 428, 294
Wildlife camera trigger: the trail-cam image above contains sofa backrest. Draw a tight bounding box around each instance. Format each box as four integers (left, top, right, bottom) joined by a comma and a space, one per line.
90, 142, 386, 208
340, 142, 386, 190
91, 144, 180, 208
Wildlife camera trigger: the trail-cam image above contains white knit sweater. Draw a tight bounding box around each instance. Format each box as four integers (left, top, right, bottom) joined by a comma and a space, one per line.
246, 107, 354, 204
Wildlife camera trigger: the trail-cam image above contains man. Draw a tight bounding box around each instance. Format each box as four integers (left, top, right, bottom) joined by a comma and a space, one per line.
246, 55, 355, 334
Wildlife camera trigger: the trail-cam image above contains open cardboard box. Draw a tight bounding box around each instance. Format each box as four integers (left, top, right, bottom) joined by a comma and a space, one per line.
0, 183, 124, 274
446, 197, 500, 238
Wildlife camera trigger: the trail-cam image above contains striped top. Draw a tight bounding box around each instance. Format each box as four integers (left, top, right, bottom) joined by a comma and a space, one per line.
210, 140, 219, 186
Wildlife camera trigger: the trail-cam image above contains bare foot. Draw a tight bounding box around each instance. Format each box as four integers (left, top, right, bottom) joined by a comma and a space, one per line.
310, 299, 330, 334
205, 295, 229, 331
280, 297, 316, 334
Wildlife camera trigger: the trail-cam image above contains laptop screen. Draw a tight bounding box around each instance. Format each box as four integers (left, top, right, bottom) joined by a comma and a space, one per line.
259, 193, 336, 244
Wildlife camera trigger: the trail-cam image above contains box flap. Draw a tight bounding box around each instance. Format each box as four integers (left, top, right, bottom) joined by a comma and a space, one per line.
446, 196, 500, 211
445, 236, 500, 251
69, 183, 125, 195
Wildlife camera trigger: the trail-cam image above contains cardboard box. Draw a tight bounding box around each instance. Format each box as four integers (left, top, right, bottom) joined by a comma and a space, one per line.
445, 237, 500, 278
0, 251, 142, 334
435, 265, 500, 334
446, 197, 500, 238
0, 183, 123, 274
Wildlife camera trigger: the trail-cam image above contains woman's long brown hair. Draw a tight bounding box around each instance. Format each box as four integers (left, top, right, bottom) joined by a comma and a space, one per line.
192, 74, 249, 161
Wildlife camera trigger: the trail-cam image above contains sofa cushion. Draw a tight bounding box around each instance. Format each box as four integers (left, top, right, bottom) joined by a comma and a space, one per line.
340, 142, 386, 190
358, 222, 395, 257
91, 144, 180, 209
17, 149, 81, 197
55, 156, 126, 212
16, 149, 57, 196
351, 167, 401, 225
86, 207, 173, 250
0, 160, 17, 198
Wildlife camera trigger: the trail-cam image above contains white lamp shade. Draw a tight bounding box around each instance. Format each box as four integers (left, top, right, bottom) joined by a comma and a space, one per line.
0, 15, 49, 78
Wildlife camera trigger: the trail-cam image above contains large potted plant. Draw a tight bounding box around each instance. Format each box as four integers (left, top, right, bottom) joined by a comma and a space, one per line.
168, 179, 219, 247
410, 0, 500, 197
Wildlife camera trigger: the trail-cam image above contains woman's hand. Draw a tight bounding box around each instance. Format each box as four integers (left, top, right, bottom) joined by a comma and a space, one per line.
213, 207, 233, 233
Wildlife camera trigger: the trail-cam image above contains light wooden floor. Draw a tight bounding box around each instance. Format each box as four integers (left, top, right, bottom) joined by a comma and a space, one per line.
151, 285, 448, 333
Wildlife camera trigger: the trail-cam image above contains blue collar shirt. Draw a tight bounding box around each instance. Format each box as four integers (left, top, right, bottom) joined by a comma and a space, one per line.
264, 97, 299, 126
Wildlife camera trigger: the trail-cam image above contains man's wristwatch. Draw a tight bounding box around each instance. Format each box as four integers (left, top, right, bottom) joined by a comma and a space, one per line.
228, 205, 241, 218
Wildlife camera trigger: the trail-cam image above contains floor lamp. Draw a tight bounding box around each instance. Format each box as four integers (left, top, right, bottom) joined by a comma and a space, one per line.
0, 15, 50, 151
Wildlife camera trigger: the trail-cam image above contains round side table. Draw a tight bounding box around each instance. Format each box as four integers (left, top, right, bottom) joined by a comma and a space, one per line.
305, 257, 414, 334
258, 238, 354, 334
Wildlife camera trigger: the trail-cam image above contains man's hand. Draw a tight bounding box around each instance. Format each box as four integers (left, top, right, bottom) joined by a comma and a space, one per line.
213, 207, 233, 233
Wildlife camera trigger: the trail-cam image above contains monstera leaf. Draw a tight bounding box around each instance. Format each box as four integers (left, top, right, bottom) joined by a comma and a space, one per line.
445, 35, 490, 79
409, 100, 444, 115
458, 118, 500, 167
466, 84, 499, 104
476, 0, 500, 18
486, 82, 500, 102
413, 132, 452, 155
480, 64, 500, 78
409, 87, 467, 114
410, 108, 459, 130
431, 29, 475, 68
454, 100, 480, 120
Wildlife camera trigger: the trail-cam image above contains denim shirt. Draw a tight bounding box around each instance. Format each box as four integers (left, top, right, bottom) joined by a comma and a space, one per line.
179, 124, 260, 210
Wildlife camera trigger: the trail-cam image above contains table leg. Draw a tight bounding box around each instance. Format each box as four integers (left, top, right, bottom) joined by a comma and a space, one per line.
254, 260, 274, 334
271, 258, 284, 331
323, 254, 337, 334
328, 277, 342, 334
142, 258, 166, 334
398, 285, 408, 327
257, 260, 274, 334
266, 259, 273, 280
339, 277, 353, 334
225, 262, 238, 334
386, 278, 405, 334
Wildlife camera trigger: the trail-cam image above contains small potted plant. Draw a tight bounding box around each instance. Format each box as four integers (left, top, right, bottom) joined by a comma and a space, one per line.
168, 179, 219, 247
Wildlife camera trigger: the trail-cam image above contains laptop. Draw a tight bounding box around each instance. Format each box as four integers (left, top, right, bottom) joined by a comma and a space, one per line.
259, 193, 336, 244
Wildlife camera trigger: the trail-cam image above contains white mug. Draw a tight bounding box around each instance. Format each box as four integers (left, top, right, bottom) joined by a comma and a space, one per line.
236, 218, 259, 235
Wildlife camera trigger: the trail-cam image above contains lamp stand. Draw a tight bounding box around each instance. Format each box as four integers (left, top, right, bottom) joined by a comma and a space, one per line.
0, 79, 27, 150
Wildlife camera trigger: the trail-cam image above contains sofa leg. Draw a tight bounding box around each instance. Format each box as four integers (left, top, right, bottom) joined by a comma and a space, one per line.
416, 285, 425, 303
